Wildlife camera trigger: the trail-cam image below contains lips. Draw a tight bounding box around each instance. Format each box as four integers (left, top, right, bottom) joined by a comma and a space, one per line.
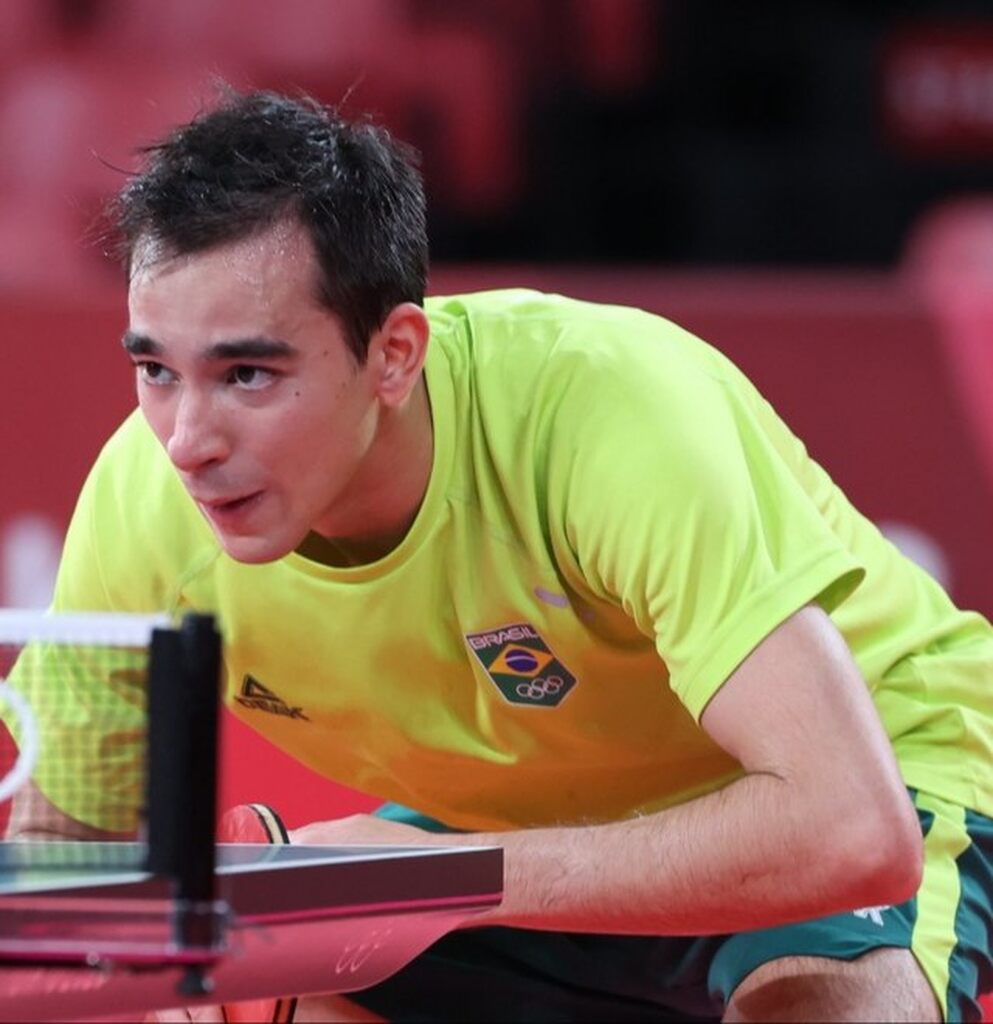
198, 492, 260, 510
194, 490, 265, 530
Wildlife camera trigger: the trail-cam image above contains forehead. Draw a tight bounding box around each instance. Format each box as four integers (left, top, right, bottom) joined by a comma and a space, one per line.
128, 221, 320, 334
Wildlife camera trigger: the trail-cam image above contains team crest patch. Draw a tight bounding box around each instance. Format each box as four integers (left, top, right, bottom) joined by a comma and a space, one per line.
465, 623, 576, 707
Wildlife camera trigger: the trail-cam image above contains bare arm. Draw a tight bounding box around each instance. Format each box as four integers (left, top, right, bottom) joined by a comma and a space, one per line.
5, 780, 131, 841
302, 605, 923, 935
454, 604, 923, 934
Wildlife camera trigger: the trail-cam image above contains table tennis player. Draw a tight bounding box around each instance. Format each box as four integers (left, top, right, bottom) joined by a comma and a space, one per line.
9, 89, 993, 1022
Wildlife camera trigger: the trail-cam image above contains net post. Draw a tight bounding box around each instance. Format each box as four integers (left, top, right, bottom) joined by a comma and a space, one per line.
145, 613, 227, 970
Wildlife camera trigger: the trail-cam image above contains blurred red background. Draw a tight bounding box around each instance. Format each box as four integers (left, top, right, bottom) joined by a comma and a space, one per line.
1, 0, 991, 1013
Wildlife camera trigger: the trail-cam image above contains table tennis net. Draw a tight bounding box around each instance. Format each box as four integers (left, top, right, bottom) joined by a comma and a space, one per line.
0, 610, 169, 861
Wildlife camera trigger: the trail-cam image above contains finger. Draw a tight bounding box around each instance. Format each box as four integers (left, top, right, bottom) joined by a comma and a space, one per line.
223, 997, 297, 1022
295, 993, 385, 1022
287, 824, 310, 844
188, 1006, 227, 1022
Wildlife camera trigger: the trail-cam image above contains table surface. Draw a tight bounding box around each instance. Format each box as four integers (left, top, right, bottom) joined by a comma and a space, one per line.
0, 840, 503, 1021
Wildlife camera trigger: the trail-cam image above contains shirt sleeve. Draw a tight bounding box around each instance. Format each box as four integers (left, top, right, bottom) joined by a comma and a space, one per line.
547, 322, 864, 721
6, 414, 197, 832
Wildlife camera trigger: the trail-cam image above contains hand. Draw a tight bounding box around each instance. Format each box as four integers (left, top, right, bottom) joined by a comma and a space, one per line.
289, 813, 442, 846
145, 1006, 224, 1022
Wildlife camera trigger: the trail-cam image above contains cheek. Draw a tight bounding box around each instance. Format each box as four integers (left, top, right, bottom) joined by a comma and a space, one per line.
262, 384, 372, 481
263, 403, 335, 472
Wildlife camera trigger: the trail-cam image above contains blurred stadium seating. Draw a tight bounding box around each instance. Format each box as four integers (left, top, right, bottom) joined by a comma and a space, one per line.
904, 196, 993, 501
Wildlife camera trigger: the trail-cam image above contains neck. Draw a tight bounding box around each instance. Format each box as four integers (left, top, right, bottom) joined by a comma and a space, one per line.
304, 375, 434, 566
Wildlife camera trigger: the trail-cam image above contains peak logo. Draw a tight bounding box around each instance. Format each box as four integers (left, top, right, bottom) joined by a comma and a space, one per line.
465, 623, 576, 707
235, 674, 310, 721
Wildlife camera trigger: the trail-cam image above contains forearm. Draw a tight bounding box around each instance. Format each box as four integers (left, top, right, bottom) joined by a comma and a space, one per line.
456, 771, 920, 935
5, 780, 129, 841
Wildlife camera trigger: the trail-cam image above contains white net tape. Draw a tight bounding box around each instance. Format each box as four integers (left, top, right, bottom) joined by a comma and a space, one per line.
0, 611, 170, 647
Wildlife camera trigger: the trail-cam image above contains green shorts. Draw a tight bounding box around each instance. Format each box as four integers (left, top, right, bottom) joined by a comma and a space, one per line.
354, 790, 992, 1022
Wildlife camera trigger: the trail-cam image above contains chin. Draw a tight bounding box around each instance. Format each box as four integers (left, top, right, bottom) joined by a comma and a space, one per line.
216, 531, 298, 565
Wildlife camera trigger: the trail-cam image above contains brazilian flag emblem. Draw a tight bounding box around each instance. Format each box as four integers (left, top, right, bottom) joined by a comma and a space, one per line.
465, 623, 577, 707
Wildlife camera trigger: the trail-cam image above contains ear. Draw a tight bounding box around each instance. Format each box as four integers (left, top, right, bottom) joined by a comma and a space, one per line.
369, 302, 431, 408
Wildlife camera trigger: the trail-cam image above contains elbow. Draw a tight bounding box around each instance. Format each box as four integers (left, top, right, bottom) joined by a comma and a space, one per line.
827, 798, 924, 910
861, 824, 924, 908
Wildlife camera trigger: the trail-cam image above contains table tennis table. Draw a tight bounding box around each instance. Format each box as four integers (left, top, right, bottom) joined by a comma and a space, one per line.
0, 838, 502, 1020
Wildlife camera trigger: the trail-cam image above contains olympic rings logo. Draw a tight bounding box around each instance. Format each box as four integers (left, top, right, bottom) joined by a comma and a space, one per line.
515, 675, 564, 700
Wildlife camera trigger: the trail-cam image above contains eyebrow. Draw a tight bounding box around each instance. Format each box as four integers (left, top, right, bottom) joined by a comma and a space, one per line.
122, 331, 298, 361
121, 331, 162, 356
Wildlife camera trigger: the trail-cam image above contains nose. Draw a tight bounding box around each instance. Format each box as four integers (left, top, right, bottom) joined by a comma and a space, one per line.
165, 389, 230, 473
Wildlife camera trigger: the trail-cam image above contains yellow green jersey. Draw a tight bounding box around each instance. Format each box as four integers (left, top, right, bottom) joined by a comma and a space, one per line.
26, 290, 993, 831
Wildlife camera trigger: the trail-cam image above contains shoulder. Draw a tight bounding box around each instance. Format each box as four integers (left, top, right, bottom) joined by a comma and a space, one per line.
426, 288, 678, 346
56, 410, 218, 612
426, 289, 732, 409
425, 290, 766, 487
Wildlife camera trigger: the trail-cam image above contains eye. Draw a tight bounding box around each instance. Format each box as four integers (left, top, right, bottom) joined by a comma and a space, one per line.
227, 365, 277, 390
136, 361, 176, 386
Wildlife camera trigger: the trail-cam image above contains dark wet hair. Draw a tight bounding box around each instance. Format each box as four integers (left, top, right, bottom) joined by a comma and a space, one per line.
111, 89, 428, 363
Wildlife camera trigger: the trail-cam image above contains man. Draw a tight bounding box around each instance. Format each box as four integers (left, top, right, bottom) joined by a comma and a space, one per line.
9, 90, 993, 1021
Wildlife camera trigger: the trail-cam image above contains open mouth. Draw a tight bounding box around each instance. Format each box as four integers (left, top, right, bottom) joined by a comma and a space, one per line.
213, 493, 260, 512
199, 491, 264, 525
